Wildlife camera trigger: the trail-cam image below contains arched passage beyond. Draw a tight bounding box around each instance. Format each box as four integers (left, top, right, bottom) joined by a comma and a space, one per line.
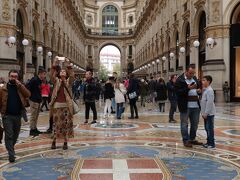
230, 2, 240, 101
99, 44, 121, 80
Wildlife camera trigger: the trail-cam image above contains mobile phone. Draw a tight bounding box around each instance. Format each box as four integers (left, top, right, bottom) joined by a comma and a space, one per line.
190, 82, 195, 85
58, 57, 65, 61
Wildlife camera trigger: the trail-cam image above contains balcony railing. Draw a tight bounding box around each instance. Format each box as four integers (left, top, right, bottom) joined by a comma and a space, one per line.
86, 28, 134, 36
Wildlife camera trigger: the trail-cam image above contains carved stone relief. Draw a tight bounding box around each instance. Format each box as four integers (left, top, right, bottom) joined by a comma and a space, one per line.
212, 1, 220, 23
2, 0, 11, 21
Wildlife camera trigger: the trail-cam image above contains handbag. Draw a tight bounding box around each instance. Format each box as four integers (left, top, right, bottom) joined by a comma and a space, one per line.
72, 99, 80, 115
129, 91, 137, 99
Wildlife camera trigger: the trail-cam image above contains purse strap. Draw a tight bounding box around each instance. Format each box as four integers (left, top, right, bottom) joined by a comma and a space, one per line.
62, 82, 73, 100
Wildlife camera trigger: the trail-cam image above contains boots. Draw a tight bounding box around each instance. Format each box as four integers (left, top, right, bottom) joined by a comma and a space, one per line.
51, 141, 56, 149
159, 103, 162, 112
46, 117, 53, 134
63, 142, 68, 150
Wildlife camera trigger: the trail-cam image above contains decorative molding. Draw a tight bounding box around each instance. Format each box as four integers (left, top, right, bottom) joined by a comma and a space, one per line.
0, 24, 16, 37
194, 0, 206, 9
2, 0, 11, 21
17, 0, 28, 8
205, 25, 230, 38
182, 10, 190, 21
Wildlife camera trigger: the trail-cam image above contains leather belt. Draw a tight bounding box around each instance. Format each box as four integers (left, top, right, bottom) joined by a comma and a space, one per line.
188, 96, 199, 101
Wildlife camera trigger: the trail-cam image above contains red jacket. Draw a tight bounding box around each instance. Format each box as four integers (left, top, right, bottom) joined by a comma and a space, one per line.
41, 83, 50, 97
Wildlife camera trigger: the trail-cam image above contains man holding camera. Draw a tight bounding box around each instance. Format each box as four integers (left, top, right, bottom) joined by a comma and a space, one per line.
175, 65, 203, 148
0, 70, 31, 162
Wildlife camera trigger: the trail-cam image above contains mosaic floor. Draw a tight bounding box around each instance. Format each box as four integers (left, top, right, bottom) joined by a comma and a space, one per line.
0, 101, 240, 180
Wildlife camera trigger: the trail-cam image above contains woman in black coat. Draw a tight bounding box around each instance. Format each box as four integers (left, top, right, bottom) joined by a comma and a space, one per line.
155, 78, 168, 112
127, 73, 139, 119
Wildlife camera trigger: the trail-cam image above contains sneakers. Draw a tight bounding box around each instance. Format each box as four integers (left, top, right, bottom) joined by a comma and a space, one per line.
90, 120, 97, 124
169, 119, 177, 123
29, 129, 42, 136
203, 144, 215, 149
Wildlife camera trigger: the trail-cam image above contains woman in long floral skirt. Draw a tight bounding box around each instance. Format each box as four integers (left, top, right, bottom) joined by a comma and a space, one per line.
49, 57, 75, 150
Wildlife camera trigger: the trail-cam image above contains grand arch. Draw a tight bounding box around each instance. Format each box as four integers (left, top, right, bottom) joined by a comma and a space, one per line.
86, 38, 132, 75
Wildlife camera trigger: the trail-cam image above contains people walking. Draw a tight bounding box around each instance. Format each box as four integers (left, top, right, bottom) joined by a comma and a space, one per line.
103, 77, 115, 119
115, 78, 127, 119
27, 68, 46, 136
201, 75, 216, 148
0, 70, 31, 162
139, 79, 148, 107
155, 78, 167, 112
127, 73, 139, 119
40, 78, 50, 112
83, 71, 97, 124
49, 57, 74, 150
148, 76, 157, 103
167, 75, 178, 123
175, 65, 203, 148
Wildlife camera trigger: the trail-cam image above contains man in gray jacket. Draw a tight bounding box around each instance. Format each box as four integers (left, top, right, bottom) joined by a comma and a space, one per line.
201, 75, 216, 148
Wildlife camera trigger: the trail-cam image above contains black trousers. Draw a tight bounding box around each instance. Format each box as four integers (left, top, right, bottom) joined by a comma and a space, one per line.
129, 98, 138, 118
41, 97, 49, 110
85, 102, 97, 120
2, 115, 21, 158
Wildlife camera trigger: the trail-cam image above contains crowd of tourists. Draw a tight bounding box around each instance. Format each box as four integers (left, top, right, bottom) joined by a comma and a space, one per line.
0, 57, 216, 163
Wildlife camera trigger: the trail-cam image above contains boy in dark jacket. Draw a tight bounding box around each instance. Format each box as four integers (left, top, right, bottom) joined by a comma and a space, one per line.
83, 71, 97, 124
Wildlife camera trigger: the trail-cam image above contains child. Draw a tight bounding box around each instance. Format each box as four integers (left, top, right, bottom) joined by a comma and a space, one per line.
201, 75, 216, 148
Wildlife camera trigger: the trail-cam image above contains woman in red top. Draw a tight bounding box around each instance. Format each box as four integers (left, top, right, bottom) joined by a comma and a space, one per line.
49, 57, 75, 150
40, 78, 50, 112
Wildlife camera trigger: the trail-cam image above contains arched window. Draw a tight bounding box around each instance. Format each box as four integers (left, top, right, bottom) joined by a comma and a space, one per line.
185, 22, 190, 69
16, 10, 24, 53
198, 12, 206, 79
16, 10, 24, 80
175, 32, 179, 70
102, 5, 118, 35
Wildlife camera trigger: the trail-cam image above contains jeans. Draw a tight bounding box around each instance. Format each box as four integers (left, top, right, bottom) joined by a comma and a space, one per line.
180, 108, 200, 143
111, 98, 116, 112
204, 115, 215, 146
129, 98, 138, 118
141, 96, 146, 106
169, 100, 177, 120
116, 103, 124, 118
85, 102, 97, 120
2, 115, 21, 158
104, 99, 112, 117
